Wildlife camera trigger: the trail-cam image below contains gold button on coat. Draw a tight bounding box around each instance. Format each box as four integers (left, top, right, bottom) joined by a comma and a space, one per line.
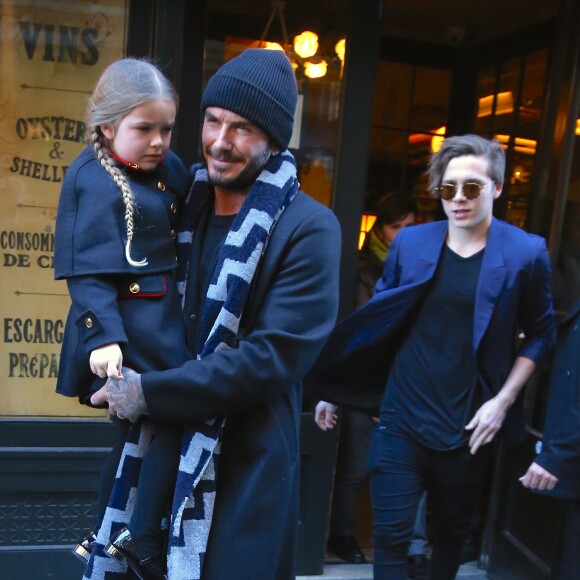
157, 181, 166, 191
170, 202, 177, 214
129, 283, 140, 294
171, 229, 177, 239
85, 317, 94, 328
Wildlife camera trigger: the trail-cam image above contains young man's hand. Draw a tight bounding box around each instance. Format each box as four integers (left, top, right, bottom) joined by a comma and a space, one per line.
314, 401, 338, 431
466, 356, 536, 454
465, 397, 508, 454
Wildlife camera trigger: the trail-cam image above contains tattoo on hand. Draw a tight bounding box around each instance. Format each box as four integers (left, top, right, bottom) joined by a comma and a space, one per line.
105, 367, 147, 422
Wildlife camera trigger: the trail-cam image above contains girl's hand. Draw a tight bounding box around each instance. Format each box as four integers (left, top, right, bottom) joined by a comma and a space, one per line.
89, 343, 124, 380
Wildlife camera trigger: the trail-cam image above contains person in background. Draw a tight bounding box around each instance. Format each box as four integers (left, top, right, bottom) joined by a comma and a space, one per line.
90, 48, 341, 580
520, 299, 580, 580
317, 193, 429, 579
520, 200, 580, 580
357, 193, 417, 305
54, 58, 191, 580
310, 134, 555, 579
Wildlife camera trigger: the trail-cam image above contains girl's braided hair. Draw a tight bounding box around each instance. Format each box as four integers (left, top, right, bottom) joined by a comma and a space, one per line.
86, 58, 177, 266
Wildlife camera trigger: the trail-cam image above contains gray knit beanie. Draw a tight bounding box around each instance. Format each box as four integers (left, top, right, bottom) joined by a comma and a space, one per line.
201, 48, 298, 150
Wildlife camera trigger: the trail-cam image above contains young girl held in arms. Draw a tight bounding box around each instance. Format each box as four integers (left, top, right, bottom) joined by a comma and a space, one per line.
54, 58, 191, 580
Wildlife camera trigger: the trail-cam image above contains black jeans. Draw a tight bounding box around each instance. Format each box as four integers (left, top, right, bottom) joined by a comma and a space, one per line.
330, 409, 428, 556
368, 422, 492, 580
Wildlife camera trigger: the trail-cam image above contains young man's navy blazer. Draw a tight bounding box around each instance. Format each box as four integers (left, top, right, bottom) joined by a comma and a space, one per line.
311, 217, 555, 445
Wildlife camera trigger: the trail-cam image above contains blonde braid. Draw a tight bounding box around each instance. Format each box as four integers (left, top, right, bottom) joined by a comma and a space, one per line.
89, 129, 148, 267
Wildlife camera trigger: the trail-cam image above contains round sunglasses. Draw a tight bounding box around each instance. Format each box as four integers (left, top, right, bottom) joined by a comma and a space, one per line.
436, 181, 494, 201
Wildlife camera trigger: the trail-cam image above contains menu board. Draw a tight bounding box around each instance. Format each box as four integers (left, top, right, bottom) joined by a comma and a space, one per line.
0, 0, 128, 416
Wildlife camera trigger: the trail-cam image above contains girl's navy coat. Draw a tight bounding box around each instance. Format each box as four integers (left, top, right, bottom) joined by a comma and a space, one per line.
54, 145, 192, 400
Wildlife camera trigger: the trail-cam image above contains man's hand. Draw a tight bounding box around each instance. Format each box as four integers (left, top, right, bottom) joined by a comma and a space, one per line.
90, 367, 147, 422
519, 462, 558, 491
314, 401, 338, 431
466, 357, 535, 454
465, 397, 508, 454
90, 343, 123, 380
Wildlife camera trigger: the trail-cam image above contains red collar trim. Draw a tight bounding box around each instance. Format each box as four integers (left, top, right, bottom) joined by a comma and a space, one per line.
107, 149, 141, 170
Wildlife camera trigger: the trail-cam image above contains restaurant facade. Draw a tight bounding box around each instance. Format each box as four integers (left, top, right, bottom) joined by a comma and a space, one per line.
1, 0, 579, 577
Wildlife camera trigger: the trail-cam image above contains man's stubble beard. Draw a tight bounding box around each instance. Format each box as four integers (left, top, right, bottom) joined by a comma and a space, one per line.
207, 147, 272, 192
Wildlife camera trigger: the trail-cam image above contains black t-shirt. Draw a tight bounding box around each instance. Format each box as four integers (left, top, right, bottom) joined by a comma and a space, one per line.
184, 202, 238, 354
198, 213, 236, 300
380, 244, 485, 450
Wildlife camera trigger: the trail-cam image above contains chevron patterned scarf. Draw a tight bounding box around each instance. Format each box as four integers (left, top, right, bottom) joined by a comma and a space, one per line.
84, 150, 298, 580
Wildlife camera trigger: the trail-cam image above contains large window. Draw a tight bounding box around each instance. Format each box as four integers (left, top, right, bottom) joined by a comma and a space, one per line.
473, 50, 549, 228
0, 0, 129, 417
366, 61, 452, 222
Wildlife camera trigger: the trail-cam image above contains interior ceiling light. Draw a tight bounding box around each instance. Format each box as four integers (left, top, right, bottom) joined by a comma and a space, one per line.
263, 41, 285, 52
335, 38, 346, 62
358, 214, 377, 250
495, 134, 537, 155
407, 127, 446, 152
478, 91, 514, 117
294, 31, 318, 58
304, 60, 328, 79
258, 0, 344, 79
430, 126, 446, 152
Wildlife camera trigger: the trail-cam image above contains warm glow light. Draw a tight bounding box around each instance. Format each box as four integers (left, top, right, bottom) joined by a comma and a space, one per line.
304, 60, 328, 79
294, 31, 319, 58
263, 42, 285, 51
494, 134, 537, 155
359, 214, 377, 249
430, 126, 446, 153
408, 134, 430, 146
335, 38, 346, 62
576, 119, 580, 135
478, 92, 514, 117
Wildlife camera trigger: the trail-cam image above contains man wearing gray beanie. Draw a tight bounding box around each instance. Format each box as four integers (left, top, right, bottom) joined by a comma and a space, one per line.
93, 48, 341, 580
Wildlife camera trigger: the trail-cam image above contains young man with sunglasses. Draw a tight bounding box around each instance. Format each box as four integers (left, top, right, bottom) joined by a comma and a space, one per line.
311, 134, 555, 579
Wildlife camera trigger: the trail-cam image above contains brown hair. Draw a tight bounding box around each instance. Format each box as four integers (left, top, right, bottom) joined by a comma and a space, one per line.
427, 134, 505, 196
